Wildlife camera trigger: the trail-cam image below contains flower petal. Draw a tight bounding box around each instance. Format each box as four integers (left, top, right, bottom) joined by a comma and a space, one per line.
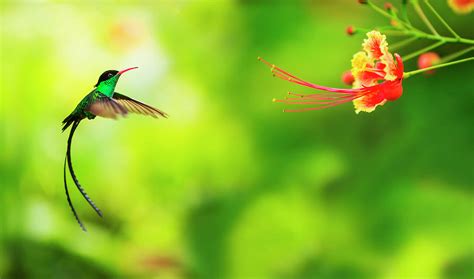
362, 31, 387, 60
353, 90, 386, 114
381, 56, 397, 81
351, 51, 378, 87
362, 31, 400, 81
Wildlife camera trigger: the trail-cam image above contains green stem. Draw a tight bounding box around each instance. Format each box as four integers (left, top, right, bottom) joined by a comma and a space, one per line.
403, 41, 445, 61
354, 26, 409, 36
403, 30, 474, 44
439, 46, 474, 63
403, 56, 474, 78
400, 0, 412, 26
380, 30, 410, 36
364, 0, 474, 45
413, 1, 439, 36
367, 0, 418, 32
391, 37, 418, 50
424, 0, 460, 39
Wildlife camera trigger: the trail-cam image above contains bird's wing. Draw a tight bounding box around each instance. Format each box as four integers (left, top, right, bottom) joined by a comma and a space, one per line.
88, 94, 128, 119
112, 92, 168, 118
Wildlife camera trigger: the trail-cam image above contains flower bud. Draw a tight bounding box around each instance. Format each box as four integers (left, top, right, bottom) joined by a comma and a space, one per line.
342, 71, 355, 85
417, 52, 440, 74
448, 0, 474, 14
384, 2, 393, 10
358, 0, 368, 4
390, 19, 399, 27
346, 26, 356, 36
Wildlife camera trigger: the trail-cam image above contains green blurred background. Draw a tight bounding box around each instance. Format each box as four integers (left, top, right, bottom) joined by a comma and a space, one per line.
1, 1, 473, 278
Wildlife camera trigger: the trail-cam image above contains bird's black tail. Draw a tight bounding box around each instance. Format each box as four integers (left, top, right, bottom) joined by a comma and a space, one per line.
63, 120, 103, 231
62, 114, 76, 132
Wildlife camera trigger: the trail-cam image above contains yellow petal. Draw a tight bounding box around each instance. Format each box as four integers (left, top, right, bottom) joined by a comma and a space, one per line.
351, 51, 372, 88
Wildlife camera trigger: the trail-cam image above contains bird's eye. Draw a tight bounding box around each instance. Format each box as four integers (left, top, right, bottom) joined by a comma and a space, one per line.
108, 73, 114, 78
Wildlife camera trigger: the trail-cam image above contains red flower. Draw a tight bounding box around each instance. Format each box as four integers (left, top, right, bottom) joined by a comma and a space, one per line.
418, 52, 440, 74
448, 0, 474, 14
260, 31, 404, 113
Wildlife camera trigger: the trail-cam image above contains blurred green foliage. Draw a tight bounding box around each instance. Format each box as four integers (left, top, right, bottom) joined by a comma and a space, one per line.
0, 1, 473, 278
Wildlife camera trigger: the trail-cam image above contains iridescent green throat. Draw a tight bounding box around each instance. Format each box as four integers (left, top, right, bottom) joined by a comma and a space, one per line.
96, 75, 120, 97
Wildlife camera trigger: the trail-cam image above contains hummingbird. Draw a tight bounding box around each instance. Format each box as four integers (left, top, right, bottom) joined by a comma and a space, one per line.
62, 67, 167, 231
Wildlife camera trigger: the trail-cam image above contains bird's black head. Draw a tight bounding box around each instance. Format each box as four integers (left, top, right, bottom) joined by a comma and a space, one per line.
94, 70, 118, 87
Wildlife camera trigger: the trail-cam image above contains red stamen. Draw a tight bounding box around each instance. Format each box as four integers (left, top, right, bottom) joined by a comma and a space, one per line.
272, 71, 363, 94
286, 91, 360, 100
258, 57, 306, 82
283, 99, 356, 112
365, 68, 385, 75
278, 97, 358, 105
260, 57, 365, 94
285, 92, 361, 101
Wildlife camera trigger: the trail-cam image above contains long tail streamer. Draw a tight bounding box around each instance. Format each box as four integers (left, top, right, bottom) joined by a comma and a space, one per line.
64, 120, 103, 231
66, 120, 103, 217
64, 156, 86, 231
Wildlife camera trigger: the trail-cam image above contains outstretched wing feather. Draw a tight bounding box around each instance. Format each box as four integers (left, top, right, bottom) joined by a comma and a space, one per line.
88, 95, 128, 119
113, 92, 168, 118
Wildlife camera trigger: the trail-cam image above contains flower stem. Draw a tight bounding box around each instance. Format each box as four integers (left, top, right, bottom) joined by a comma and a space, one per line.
364, 0, 474, 46
403, 41, 445, 61
403, 57, 474, 78
391, 37, 418, 50
367, 0, 418, 32
381, 30, 410, 36
400, 0, 412, 26
354, 26, 409, 36
404, 30, 474, 44
439, 46, 474, 63
413, 1, 439, 36
424, 0, 460, 39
